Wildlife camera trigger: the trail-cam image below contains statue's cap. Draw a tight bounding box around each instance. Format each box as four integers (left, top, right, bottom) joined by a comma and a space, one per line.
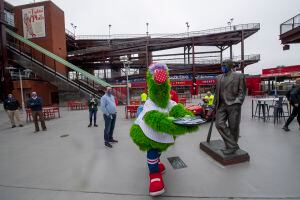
222, 59, 235, 68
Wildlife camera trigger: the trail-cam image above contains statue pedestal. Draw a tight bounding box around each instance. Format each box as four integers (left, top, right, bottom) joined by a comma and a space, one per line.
200, 140, 250, 166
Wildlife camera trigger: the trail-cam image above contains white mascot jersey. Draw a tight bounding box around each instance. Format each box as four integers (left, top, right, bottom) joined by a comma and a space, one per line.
135, 99, 177, 143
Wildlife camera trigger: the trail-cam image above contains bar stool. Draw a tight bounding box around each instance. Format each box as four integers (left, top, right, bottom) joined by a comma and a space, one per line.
269, 97, 286, 124
254, 100, 269, 121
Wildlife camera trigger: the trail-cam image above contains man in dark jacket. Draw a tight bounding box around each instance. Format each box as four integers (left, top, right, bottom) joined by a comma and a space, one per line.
27, 91, 47, 132
88, 94, 98, 127
3, 94, 23, 128
282, 78, 300, 131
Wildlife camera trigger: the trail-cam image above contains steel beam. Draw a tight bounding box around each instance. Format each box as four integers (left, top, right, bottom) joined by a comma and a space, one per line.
241, 30, 245, 73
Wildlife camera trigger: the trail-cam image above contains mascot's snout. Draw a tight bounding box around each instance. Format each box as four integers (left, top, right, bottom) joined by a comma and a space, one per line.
153, 69, 167, 84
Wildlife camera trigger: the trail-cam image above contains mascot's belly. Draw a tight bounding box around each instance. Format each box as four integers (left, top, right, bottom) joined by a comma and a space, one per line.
130, 124, 174, 152
136, 116, 175, 144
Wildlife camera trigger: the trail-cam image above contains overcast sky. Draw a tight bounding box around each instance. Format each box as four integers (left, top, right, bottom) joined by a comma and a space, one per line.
9, 0, 300, 75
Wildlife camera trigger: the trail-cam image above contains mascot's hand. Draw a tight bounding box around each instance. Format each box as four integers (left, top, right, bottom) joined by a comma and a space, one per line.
169, 104, 194, 118
167, 116, 175, 121
144, 110, 199, 136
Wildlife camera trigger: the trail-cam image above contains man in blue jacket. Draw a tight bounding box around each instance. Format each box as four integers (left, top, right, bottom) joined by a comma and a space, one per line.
27, 91, 47, 133
100, 87, 117, 148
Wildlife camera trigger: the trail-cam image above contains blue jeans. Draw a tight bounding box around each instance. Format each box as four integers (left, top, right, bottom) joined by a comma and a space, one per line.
103, 114, 116, 143
89, 110, 97, 125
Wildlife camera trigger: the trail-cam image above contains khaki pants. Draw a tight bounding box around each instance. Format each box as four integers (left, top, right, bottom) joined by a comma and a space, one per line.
32, 111, 46, 131
6, 109, 22, 126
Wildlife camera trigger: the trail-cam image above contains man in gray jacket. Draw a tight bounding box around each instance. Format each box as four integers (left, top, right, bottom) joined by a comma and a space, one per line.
100, 87, 117, 148
214, 60, 246, 155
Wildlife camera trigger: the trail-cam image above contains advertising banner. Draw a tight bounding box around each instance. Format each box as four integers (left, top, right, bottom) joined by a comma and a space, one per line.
22, 6, 46, 39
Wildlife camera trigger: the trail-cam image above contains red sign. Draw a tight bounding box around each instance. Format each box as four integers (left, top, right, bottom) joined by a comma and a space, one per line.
127, 78, 217, 88
262, 65, 300, 75
171, 81, 193, 86
131, 82, 147, 88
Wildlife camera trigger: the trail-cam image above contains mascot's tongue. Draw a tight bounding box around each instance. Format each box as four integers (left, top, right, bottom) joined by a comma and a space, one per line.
154, 69, 167, 84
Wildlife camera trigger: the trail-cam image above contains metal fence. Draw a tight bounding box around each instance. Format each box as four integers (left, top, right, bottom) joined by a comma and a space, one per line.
65, 29, 75, 39
280, 14, 300, 35
153, 54, 260, 65
73, 23, 260, 40
9, 71, 36, 80
1, 11, 14, 27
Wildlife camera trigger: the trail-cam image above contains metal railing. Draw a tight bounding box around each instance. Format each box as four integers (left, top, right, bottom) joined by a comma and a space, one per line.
67, 23, 260, 57
5, 28, 116, 100
8, 43, 97, 97
280, 14, 300, 35
0, 11, 14, 27
65, 29, 75, 39
73, 23, 260, 40
153, 54, 260, 65
6, 28, 111, 88
9, 71, 36, 80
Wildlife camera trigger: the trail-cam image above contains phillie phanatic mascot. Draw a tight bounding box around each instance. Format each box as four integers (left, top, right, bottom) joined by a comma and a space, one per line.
130, 63, 199, 196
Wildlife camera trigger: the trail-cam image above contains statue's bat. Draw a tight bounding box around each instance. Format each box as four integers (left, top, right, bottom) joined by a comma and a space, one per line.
206, 109, 215, 143
206, 118, 214, 143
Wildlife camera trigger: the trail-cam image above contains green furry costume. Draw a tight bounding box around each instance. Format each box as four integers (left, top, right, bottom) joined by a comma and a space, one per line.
130, 69, 199, 152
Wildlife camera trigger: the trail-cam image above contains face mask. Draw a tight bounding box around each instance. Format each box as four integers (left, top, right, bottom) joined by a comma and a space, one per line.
107, 90, 112, 95
221, 66, 230, 73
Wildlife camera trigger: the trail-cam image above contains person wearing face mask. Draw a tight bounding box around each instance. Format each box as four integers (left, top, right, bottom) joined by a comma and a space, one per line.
27, 91, 47, 133
4, 94, 23, 128
88, 94, 99, 127
100, 87, 118, 148
214, 60, 246, 155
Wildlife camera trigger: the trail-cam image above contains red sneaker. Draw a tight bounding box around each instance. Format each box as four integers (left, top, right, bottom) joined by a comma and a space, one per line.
149, 172, 165, 196
159, 162, 166, 174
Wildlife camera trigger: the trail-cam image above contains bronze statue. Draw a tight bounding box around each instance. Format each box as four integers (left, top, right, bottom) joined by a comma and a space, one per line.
214, 60, 246, 155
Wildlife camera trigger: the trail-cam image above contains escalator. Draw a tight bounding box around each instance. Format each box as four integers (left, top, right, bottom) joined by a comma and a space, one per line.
6, 28, 111, 101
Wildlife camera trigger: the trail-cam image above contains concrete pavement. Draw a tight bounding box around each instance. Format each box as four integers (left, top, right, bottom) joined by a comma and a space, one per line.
0, 97, 300, 200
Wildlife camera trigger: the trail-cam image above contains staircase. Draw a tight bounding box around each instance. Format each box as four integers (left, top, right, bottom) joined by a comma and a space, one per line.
6, 28, 112, 102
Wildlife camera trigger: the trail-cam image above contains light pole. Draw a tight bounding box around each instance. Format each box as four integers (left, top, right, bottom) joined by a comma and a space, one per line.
120, 56, 132, 105
271, 69, 277, 96
70, 23, 77, 38
146, 22, 149, 36
6, 67, 32, 112
276, 67, 283, 96
227, 18, 234, 30
274, 74, 277, 97
186, 22, 190, 37
108, 24, 112, 46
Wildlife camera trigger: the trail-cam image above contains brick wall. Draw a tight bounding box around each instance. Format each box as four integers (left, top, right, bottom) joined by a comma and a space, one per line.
12, 79, 58, 106
13, 1, 67, 75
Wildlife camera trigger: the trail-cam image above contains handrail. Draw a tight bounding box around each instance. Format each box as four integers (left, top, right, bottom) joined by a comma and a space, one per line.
153, 54, 260, 65
7, 44, 97, 97
65, 28, 75, 39
74, 23, 260, 40
280, 14, 300, 35
5, 28, 111, 87
67, 23, 260, 56
0, 11, 15, 27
